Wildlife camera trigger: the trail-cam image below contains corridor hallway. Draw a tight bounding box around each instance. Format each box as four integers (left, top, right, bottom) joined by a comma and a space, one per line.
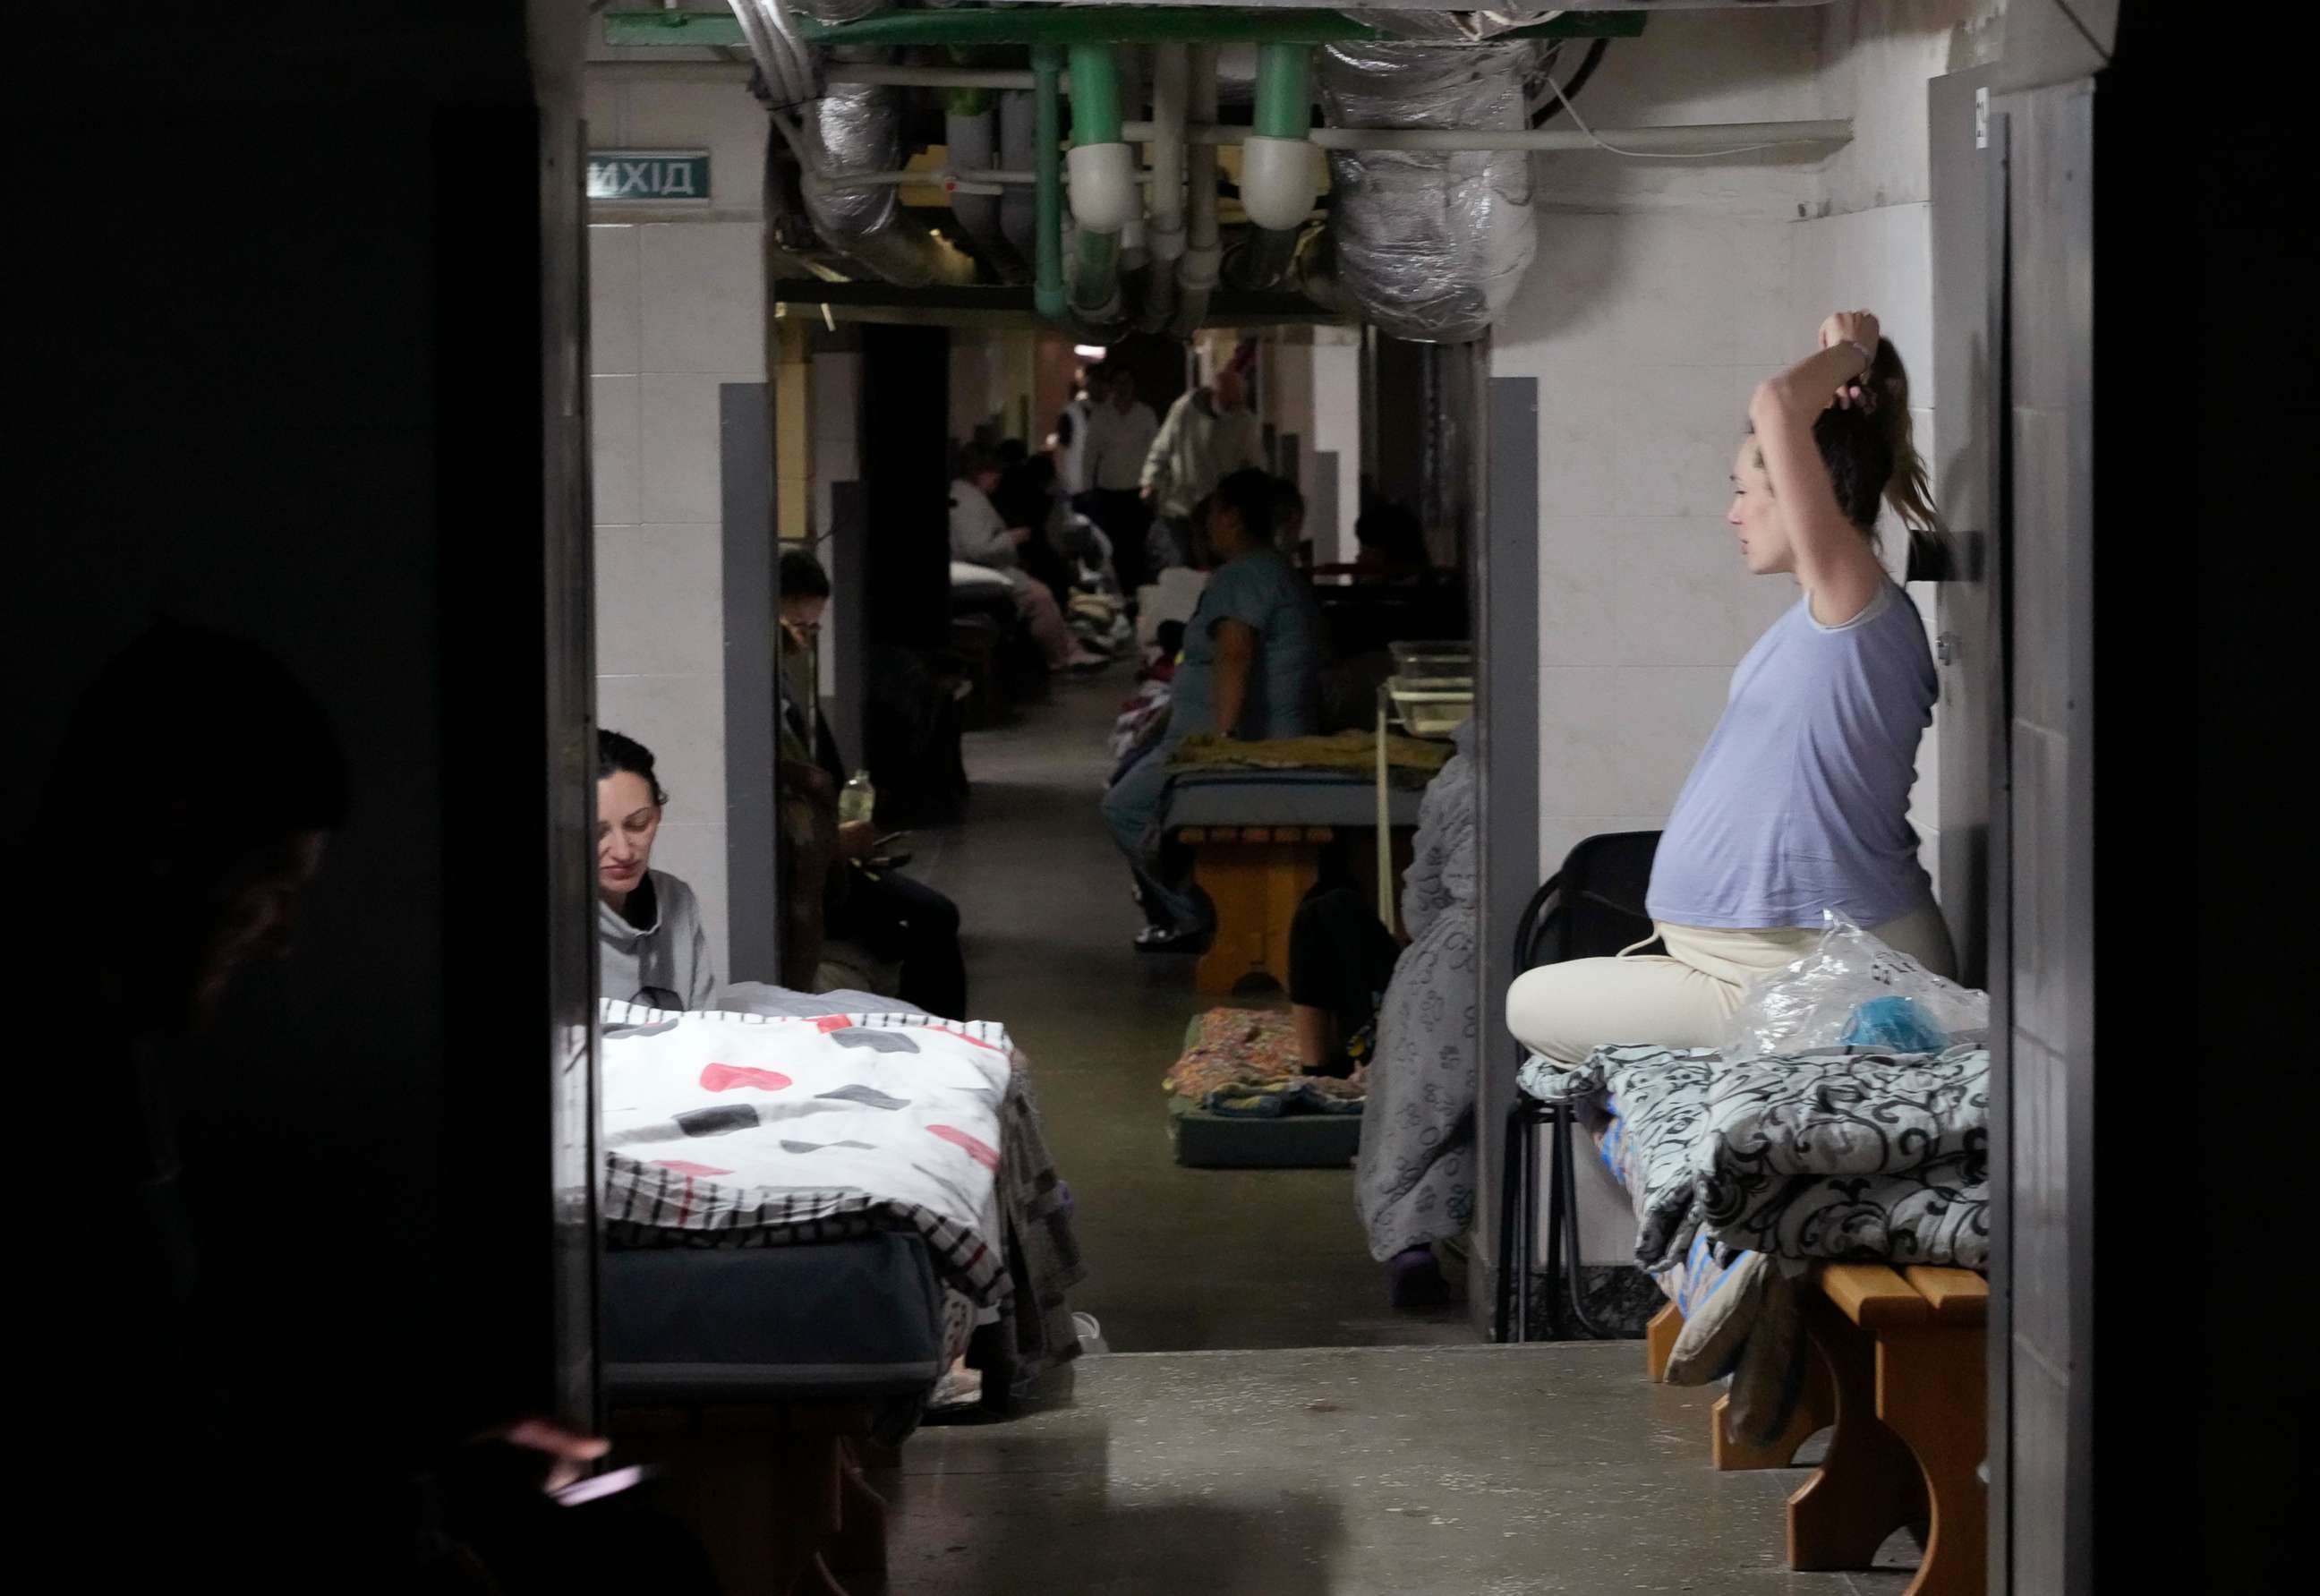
873, 1344, 1911, 1594
912, 677, 1470, 1352
892, 687, 1913, 1593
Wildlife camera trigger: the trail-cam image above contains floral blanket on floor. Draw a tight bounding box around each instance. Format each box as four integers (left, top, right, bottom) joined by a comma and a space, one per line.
1163, 1007, 1367, 1117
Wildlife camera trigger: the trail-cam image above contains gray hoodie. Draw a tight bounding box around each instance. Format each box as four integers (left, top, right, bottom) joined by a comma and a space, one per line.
597, 868, 717, 1011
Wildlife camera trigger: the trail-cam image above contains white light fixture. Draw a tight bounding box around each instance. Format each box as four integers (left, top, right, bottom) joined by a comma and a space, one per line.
1072, 344, 1108, 359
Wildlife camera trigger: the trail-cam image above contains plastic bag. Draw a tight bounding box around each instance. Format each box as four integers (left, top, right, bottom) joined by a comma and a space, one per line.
1719, 910, 1988, 1063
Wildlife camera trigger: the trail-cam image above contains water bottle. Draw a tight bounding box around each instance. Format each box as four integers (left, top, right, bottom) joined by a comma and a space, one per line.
839, 772, 876, 827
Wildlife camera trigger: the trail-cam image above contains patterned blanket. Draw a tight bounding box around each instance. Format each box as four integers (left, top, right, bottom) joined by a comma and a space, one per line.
1521, 1042, 1991, 1272
1164, 1007, 1367, 1116
600, 1002, 1016, 1304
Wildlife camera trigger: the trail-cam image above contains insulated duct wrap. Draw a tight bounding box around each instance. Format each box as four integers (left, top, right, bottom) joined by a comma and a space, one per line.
799, 67, 932, 280
1341, 9, 1559, 44
1318, 39, 1540, 344
742, 0, 970, 287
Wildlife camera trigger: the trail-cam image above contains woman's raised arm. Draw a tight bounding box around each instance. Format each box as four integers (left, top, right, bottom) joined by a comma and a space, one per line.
1747, 310, 1889, 626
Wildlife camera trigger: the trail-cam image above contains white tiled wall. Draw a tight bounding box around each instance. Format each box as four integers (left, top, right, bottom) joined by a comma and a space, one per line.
586, 73, 769, 980
1497, 211, 1815, 883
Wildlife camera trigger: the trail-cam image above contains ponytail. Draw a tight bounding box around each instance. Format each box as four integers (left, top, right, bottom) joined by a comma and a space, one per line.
1810, 337, 1947, 579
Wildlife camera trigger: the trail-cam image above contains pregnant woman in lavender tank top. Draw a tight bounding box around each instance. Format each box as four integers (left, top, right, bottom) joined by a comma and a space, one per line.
1508, 312, 1959, 1071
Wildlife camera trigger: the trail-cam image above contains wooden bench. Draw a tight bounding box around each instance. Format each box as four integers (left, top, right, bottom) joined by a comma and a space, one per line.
1790, 1263, 1986, 1596
1164, 771, 1423, 993
1178, 823, 1337, 994
1642, 1262, 1987, 1596
612, 1403, 891, 1595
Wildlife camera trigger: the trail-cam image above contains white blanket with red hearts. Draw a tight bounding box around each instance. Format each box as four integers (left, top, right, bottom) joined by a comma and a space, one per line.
599, 1001, 1014, 1302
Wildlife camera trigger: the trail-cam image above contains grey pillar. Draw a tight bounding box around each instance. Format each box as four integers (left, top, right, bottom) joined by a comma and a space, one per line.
1469, 370, 1540, 1327
827, 479, 869, 770
722, 380, 778, 984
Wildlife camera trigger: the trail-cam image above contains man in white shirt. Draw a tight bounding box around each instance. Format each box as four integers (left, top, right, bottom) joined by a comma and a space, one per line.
1080, 367, 1162, 607
1048, 367, 1096, 499
951, 444, 1103, 672
1140, 363, 1265, 572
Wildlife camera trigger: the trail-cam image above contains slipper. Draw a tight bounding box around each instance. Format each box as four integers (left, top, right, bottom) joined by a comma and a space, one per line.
1387, 1246, 1452, 1309
1132, 923, 1208, 954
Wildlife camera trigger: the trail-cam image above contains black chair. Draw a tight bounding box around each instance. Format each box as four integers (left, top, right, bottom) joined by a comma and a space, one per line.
1493, 829, 1662, 1344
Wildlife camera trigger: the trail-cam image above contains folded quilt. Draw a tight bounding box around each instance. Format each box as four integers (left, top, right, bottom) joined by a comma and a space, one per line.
1702, 1045, 1990, 1181
1702, 1158, 1990, 1271
1522, 1041, 1991, 1274
600, 1001, 1014, 1305
1167, 728, 1451, 780
1164, 1007, 1367, 1117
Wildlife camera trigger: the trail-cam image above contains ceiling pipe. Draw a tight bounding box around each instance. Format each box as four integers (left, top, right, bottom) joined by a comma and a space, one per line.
1031, 45, 1067, 321
627, 8, 1649, 49
1173, 45, 1223, 337
944, 100, 1026, 282
1139, 43, 1189, 334
1065, 44, 1133, 329
1119, 117, 1854, 153
998, 90, 1040, 280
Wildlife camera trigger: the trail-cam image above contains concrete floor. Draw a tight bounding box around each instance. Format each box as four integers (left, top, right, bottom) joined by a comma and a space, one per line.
895, 683, 1917, 1594
915, 675, 1471, 1353
874, 1344, 1914, 1595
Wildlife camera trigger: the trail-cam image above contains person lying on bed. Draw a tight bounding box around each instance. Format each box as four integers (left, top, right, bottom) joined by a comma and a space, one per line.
596, 728, 717, 1011
1507, 312, 1958, 1071
1100, 467, 1324, 952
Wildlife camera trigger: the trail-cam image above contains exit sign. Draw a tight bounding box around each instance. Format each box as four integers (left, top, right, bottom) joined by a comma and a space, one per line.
587, 149, 711, 202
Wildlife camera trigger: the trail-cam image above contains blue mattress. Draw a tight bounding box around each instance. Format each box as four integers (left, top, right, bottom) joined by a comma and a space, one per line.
602, 1232, 945, 1404
1165, 769, 1426, 831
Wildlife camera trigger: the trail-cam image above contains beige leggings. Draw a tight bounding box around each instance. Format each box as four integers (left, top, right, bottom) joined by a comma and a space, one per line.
1505, 900, 1959, 1068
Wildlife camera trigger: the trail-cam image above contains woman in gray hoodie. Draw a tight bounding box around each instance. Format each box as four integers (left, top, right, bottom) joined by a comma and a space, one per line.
597, 729, 717, 1011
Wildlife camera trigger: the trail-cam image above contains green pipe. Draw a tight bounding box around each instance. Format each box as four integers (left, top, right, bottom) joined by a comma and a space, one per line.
1065, 45, 1125, 321
1032, 44, 1065, 321
1070, 228, 1122, 320
1251, 41, 1311, 142
605, 10, 1645, 49
1065, 43, 1122, 145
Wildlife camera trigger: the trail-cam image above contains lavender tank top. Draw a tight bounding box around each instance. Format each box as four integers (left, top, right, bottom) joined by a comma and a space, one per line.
1646, 582, 1936, 930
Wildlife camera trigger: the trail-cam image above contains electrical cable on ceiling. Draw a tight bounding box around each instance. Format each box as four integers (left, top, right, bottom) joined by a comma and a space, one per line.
1529, 38, 1608, 130
1540, 60, 1792, 160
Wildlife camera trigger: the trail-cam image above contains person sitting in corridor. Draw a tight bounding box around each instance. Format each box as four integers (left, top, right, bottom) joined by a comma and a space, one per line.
781, 548, 970, 1020
595, 729, 718, 1011
1101, 468, 1323, 952
1506, 311, 1958, 1071
951, 442, 1105, 673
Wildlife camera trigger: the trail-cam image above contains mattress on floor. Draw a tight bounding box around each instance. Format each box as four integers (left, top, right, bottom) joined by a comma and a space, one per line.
1168, 1093, 1364, 1167
1164, 1012, 1364, 1168
1164, 769, 1425, 832
602, 1232, 945, 1403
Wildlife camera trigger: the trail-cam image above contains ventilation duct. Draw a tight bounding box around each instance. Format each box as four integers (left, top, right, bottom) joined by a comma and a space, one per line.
1318, 38, 1540, 344
741, 0, 972, 287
